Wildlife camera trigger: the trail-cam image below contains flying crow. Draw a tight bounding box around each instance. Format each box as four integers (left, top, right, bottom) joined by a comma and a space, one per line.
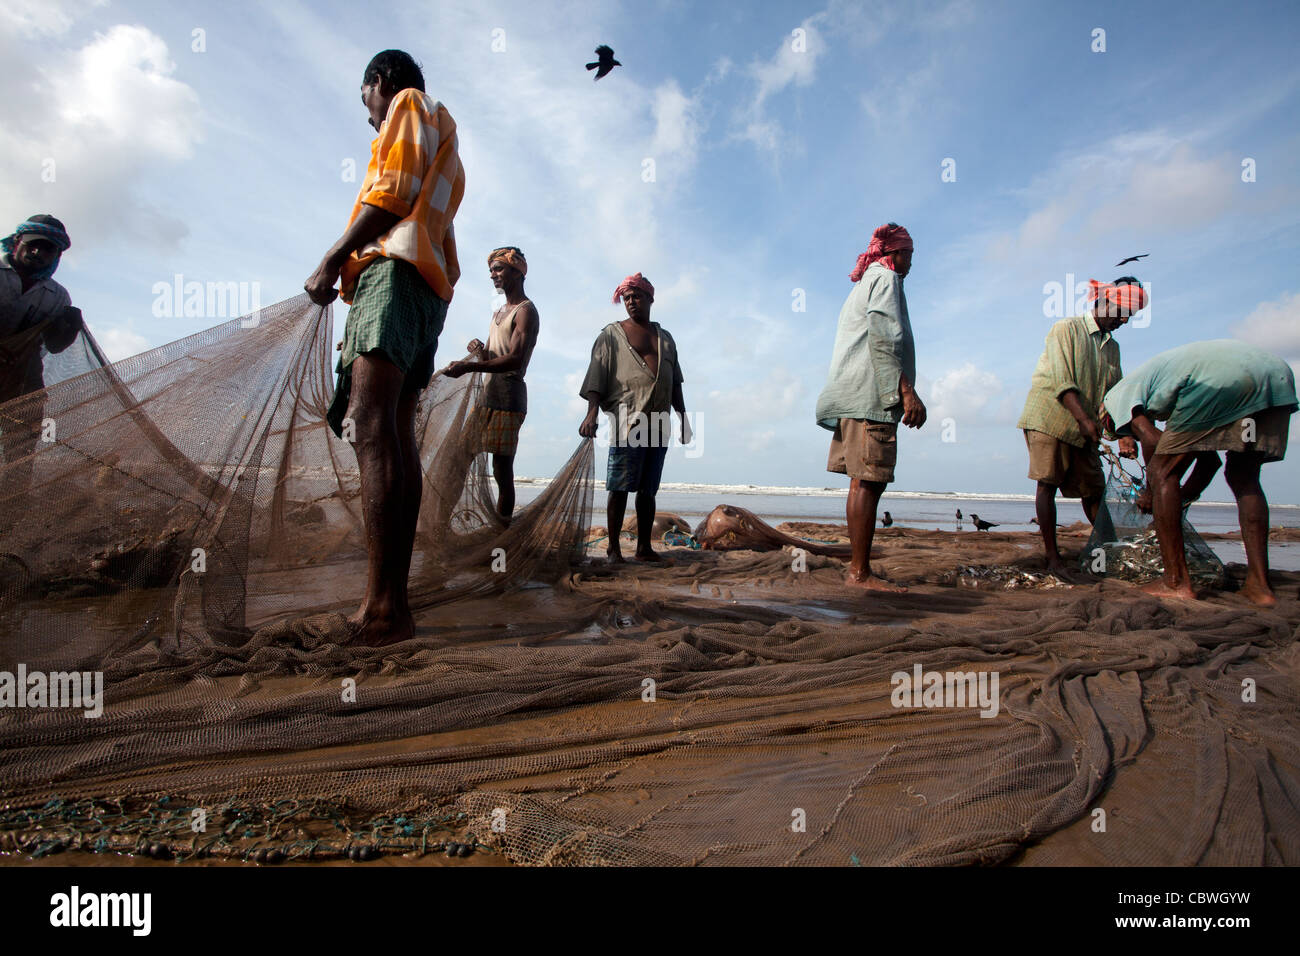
586, 45, 621, 80
1114, 253, 1148, 267
970, 514, 998, 532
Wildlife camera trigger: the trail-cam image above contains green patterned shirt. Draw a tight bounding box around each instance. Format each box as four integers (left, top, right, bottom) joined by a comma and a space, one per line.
1017, 314, 1122, 448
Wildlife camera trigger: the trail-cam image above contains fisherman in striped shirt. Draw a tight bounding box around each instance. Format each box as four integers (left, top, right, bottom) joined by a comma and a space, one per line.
305, 50, 466, 645
1017, 278, 1144, 572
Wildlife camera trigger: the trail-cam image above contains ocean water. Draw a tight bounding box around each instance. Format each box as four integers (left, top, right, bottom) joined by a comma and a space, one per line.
511, 480, 1300, 571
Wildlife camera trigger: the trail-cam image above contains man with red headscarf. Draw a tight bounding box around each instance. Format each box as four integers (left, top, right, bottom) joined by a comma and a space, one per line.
815, 223, 926, 592
1018, 276, 1145, 572
579, 272, 688, 563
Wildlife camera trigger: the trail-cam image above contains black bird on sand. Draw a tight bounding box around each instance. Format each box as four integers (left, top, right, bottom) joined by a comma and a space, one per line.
970, 514, 998, 532
881, 511, 893, 527
1114, 253, 1148, 267
586, 45, 621, 80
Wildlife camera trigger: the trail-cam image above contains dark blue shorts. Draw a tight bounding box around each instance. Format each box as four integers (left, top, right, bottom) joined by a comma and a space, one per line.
606, 443, 668, 494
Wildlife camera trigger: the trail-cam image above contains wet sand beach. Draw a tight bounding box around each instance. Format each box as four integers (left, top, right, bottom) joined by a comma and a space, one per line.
5, 521, 1298, 867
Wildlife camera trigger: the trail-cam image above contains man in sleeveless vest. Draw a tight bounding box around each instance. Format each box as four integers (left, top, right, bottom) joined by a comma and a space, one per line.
445, 246, 539, 524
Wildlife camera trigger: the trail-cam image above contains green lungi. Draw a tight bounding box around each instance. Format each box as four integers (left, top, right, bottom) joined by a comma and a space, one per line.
327, 256, 449, 439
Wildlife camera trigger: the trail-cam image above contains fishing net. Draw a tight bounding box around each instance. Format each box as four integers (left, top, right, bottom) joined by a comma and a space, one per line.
1, 297, 1298, 866
1080, 448, 1226, 588
0, 316, 107, 514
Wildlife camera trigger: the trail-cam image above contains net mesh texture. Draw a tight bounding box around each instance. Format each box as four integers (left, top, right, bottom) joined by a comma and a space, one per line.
1, 296, 1298, 866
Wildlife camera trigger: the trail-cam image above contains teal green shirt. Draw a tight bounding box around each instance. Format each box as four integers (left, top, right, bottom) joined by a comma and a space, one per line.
1103, 340, 1297, 436
815, 262, 916, 429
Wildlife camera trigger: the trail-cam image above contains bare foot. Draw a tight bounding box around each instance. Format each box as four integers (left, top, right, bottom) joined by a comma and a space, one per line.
1139, 579, 1200, 603
635, 549, 663, 562
347, 606, 414, 646
1240, 579, 1277, 607
845, 572, 907, 593
1046, 557, 1069, 575
605, 547, 625, 564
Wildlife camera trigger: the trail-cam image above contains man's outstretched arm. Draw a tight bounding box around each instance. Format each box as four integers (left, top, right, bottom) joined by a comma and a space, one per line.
305, 205, 401, 305
446, 306, 538, 377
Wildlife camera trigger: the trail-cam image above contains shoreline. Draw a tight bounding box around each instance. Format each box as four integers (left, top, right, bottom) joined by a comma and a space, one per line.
512, 477, 1300, 510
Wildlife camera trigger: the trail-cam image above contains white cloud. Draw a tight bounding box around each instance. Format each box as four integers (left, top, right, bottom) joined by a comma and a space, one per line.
92, 324, 150, 362
1232, 291, 1300, 362
928, 362, 1004, 425
734, 16, 825, 153
746, 429, 777, 453
0, 0, 105, 38
0, 25, 203, 247
707, 366, 805, 427
860, 58, 941, 132
650, 80, 704, 170
563, 370, 589, 418
986, 138, 1239, 267
1082, 145, 1235, 236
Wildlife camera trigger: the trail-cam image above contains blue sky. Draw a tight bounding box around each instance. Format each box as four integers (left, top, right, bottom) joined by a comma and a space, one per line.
3, 0, 1299, 501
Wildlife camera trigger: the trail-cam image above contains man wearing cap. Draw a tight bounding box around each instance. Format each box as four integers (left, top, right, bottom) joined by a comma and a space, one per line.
304, 49, 466, 645
578, 273, 688, 563
815, 223, 926, 592
444, 246, 539, 525
1, 214, 84, 499
1018, 276, 1144, 572
1103, 339, 1297, 606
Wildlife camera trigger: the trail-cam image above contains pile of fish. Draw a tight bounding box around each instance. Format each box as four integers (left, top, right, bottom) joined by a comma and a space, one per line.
945, 565, 1071, 591
1083, 528, 1225, 587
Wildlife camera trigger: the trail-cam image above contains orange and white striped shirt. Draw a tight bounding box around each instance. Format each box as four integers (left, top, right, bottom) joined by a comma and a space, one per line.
339, 88, 466, 304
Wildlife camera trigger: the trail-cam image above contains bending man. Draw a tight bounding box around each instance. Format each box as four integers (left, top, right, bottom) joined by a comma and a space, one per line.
1103, 339, 1297, 606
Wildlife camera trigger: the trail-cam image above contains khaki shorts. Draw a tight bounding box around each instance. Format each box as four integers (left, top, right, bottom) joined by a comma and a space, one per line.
1024, 429, 1104, 499
827, 418, 897, 483
1156, 406, 1292, 463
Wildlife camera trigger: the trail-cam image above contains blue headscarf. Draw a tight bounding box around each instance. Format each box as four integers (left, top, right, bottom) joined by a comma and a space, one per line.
1, 216, 72, 282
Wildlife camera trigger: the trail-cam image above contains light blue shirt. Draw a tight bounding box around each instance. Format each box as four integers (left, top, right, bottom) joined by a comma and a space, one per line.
815, 262, 916, 429
1103, 340, 1298, 435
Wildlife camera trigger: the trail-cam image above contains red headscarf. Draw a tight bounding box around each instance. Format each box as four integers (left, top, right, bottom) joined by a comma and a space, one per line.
849, 223, 913, 282
1087, 279, 1147, 314
612, 272, 654, 304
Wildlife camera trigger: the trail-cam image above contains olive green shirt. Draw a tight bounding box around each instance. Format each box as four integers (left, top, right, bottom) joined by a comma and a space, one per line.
1017, 314, 1122, 448
579, 321, 684, 443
